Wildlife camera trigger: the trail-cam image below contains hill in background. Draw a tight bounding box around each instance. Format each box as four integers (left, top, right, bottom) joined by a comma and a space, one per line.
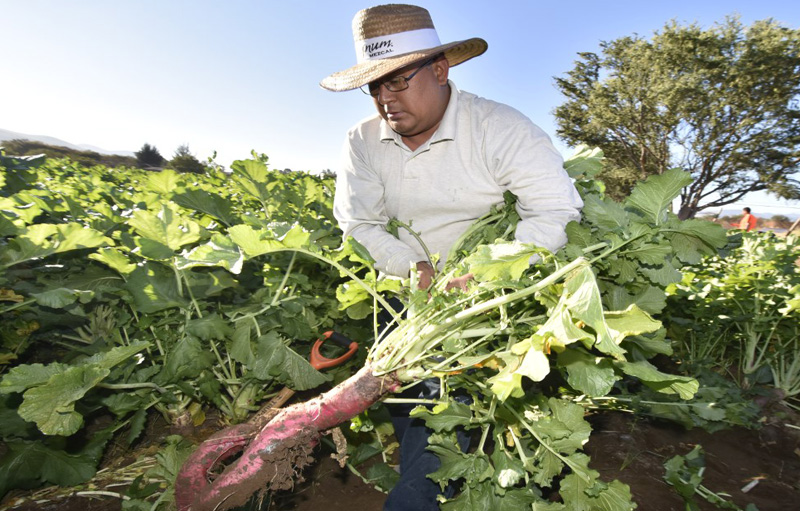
0, 128, 134, 156
1, 128, 136, 168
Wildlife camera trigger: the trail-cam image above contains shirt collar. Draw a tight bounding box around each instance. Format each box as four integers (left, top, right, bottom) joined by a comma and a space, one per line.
434, 80, 459, 143
379, 80, 460, 147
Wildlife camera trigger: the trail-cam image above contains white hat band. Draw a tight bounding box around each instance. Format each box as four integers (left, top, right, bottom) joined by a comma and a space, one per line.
357, 28, 441, 63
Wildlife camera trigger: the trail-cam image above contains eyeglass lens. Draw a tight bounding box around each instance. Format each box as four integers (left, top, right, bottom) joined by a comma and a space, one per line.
363, 57, 436, 97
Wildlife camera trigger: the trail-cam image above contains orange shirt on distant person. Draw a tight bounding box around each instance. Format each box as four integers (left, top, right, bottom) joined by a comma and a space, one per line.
739, 213, 757, 232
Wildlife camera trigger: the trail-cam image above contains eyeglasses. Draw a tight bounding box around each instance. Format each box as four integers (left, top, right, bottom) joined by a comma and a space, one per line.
361, 56, 437, 97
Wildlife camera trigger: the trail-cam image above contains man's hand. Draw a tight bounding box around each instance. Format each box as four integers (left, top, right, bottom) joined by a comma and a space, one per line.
415, 262, 473, 292
445, 273, 474, 292
415, 261, 435, 290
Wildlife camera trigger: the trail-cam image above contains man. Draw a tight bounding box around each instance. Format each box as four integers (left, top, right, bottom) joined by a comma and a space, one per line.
320, 4, 582, 510
739, 207, 757, 232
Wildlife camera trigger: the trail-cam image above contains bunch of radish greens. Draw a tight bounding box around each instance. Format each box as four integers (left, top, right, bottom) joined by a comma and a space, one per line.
178, 145, 728, 511
356, 146, 727, 510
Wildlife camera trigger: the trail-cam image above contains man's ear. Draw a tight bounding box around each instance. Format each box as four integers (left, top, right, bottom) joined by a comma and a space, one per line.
432, 57, 450, 85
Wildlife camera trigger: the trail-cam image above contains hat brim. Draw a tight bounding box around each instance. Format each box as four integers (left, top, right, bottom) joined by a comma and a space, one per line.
320, 37, 487, 92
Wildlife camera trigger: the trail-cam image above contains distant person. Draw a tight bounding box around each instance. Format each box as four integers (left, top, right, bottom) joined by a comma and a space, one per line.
739, 207, 757, 232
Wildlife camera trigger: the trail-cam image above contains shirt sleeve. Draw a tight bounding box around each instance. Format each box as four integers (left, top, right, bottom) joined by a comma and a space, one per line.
486, 113, 583, 254
333, 128, 422, 277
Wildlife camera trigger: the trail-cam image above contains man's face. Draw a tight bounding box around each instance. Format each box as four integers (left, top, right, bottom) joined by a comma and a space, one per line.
370, 57, 450, 147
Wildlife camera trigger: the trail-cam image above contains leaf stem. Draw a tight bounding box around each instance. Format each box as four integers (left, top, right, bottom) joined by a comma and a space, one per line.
255, 247, 396, 314
98, 382, 168, 393
171, 261, 183, 297
504, 404, 590, 482
0, 299, 36, 314
176, 265, 203, 318
389, 218, 436, 271
209, 339, 233, 381
75, 490, 130, 500
271, 252, 297, 306
477, 396, 497, 454
382, 398, 443, 405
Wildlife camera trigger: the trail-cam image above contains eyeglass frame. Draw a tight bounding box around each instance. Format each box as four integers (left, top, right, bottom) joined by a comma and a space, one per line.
360, 55, 441, 97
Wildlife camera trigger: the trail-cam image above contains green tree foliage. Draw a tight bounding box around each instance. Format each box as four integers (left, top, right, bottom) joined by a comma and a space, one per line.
770, 214, 792, 229
167, 144, 206, 174
554, 17, 800, 218
135, 143, 165, 168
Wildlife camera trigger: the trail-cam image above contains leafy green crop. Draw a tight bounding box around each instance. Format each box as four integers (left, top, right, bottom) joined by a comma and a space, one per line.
0, 152, 377, 500
665, 232, 800, 400
0, 145, 737, 509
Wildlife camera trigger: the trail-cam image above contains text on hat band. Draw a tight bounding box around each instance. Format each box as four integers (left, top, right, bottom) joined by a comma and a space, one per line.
357, 28, 441, 63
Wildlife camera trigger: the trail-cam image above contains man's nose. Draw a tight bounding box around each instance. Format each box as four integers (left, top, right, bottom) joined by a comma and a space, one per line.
377, 85, 396, 105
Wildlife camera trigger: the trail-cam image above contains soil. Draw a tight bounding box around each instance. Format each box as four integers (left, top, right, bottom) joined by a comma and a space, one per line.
2, 408, 799, 511
584, 411, 800, 511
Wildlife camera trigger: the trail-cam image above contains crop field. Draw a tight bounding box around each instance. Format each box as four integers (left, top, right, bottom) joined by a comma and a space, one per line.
1, 149, 798, 511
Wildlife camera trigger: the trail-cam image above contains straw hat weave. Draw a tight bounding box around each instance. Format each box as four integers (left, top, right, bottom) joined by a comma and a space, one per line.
320, 4, 487, 92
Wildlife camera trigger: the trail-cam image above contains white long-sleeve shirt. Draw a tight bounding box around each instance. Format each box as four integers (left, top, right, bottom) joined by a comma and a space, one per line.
334, 81, 583, 277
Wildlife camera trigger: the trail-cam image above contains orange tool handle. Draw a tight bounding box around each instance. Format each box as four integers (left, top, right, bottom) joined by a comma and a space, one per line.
310, 331, 358, 370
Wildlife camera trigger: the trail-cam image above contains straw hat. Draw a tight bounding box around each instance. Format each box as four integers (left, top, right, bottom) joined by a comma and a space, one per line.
320, 4, 488, 92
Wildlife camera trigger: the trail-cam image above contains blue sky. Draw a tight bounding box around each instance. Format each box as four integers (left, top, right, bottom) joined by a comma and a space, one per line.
3, 0, 799, 217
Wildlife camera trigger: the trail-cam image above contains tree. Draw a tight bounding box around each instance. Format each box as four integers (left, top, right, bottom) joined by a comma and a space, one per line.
554, 17, 800, 218
168, 144, 206, 174
770, 214, 792, 229
135, 143, 165, 168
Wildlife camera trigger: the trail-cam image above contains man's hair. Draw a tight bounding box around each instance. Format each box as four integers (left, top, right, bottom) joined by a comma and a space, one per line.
743, 207, 751, 213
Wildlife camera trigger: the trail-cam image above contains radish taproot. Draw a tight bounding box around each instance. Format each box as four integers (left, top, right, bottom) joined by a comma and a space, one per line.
175, 364, 401, 511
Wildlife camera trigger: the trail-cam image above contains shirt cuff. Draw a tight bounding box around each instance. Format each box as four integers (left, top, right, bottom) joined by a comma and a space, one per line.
384, 249, 422, 278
